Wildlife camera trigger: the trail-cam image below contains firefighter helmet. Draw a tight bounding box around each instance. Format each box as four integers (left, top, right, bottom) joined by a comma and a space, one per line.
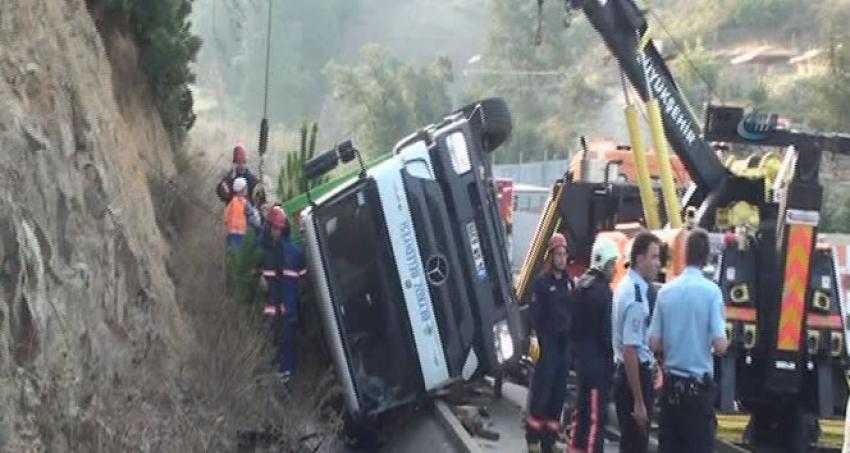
233, 144, 247, 164
267, 206, 287, 229
591, 237, 620, 270
548, 232, 567, 253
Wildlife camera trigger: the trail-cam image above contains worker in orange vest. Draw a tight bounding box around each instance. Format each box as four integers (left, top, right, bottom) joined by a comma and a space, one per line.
223, 177, 260, 251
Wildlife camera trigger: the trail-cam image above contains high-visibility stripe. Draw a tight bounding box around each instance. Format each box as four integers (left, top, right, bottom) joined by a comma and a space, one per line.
588, 388, 599, 452
807, 314, 842, 330
568, 408, 579, 451
264, 269, 306, 278
263, 305, 276, 315
726, 306, 757, 322
299, 269, 308, 276
526, 415, 543, 431
545, 419, 561, 432
278, 304, 286, 314
777, 225, 814, 352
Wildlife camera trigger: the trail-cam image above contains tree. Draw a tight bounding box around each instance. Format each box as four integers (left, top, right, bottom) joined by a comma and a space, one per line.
94, 0, 201, 146
669, 38, 721, 114
277, 121, 326, 202
196, 0, 364, 124
463, 0, 608, 164
324, 45, 452, 157
820, 185, 850, 233
226, 229, 264, 306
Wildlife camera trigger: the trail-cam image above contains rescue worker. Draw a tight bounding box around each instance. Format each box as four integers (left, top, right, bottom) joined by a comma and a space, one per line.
223, 177, 261, 250
612, 231, 661, 453
259, 206, 307, 381
526, 232, 574, 453
216, 144, 260, 205
569, 237, 620, 453
648, 228, 727, 453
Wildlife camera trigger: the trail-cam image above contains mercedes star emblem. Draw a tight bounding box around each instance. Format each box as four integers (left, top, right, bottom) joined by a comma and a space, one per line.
426, 254, 448, 286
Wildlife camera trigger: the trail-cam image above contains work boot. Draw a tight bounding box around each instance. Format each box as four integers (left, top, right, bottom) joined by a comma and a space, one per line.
539, 430, 556, 453
526, 425, 543, 453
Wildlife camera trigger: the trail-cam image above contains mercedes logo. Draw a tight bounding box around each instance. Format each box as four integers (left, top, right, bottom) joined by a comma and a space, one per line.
426, 254, 448, 286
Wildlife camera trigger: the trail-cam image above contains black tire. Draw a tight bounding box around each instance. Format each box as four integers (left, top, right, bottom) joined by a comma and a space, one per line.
455, 98, 513, 152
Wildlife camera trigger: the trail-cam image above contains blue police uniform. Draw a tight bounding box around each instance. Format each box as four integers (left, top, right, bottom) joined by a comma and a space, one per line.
260, 231, 307, 375
612, 269, 656, 453
648, 266, 726, 453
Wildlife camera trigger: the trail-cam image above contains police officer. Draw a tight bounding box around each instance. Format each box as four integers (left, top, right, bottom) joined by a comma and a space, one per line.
569, 237, 620, 453
648, 229, 727, 453
612, 231, 661, 453
527, 232, 574, 453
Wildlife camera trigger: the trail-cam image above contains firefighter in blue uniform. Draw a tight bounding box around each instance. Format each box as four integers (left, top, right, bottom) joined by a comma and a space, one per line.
526, 232, 574, 453
260, 206, 307, 381
569, 237, 620, 453
649, 229, 727, 453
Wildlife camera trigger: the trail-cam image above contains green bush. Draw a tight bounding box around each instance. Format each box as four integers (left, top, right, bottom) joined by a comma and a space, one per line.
278, 122, 326, 202
226, 230, 265, 307
92, 0, 201, 146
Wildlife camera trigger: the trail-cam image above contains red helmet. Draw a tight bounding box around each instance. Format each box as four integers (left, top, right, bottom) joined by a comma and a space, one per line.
267, 206, 287, 229
233, 144, 247, 164
548, 232, 567, 253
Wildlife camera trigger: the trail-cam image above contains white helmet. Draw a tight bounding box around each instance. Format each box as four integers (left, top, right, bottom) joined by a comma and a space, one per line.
591, 237, 620, 270
233, 177, 248, 193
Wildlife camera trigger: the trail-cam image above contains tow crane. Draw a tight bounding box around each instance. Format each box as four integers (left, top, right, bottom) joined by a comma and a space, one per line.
518, 1, 850, 450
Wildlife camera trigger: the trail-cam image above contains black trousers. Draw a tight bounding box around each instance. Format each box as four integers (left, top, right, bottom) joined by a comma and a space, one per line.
528, 331, 570, 420
527, 331, 570, 451
658, 374, 717, 453
613, 363, 654, 453
570, 343, 611, 453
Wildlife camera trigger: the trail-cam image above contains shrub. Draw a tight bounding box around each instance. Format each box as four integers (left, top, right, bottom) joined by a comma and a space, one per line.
91, 0, 201, 146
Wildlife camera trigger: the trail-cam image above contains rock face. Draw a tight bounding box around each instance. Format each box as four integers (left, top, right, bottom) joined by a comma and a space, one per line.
0, 0, 190, 450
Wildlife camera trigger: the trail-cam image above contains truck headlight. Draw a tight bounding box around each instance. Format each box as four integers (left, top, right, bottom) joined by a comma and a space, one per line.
493, 320, 514, 364
446, 132, 471, 175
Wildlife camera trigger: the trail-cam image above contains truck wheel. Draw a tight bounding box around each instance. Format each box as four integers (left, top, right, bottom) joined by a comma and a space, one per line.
456, 98, 512, 152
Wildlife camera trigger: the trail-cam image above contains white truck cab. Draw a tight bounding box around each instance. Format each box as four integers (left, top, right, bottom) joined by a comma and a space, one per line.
300, 99, 523, 419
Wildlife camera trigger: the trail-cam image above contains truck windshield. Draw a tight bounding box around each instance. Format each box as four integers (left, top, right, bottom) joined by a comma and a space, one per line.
315, 180, 420, 414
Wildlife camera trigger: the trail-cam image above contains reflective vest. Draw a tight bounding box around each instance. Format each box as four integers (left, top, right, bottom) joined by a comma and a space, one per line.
224, 196, 248, 235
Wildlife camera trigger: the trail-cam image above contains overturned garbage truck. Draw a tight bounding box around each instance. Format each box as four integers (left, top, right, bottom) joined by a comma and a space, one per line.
298, 99, 524, 421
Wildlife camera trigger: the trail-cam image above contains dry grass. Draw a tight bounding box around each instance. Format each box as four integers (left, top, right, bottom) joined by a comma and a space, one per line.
78, 157, 342, 452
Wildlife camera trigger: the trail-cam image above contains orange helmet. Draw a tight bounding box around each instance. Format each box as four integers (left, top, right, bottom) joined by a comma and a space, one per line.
233, 144, 247, 164
548, 232, 567, 253
267, 206, 287, 229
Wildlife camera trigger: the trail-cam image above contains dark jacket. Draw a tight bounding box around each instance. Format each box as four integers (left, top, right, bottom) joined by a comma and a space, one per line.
572, 269, 614, 381
259, 232, 306, 320
530, 272, 575, 338
216, 168, 259, 205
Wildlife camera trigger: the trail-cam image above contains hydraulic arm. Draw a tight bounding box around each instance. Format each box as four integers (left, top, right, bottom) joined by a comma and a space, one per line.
573, 0, 729, 199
